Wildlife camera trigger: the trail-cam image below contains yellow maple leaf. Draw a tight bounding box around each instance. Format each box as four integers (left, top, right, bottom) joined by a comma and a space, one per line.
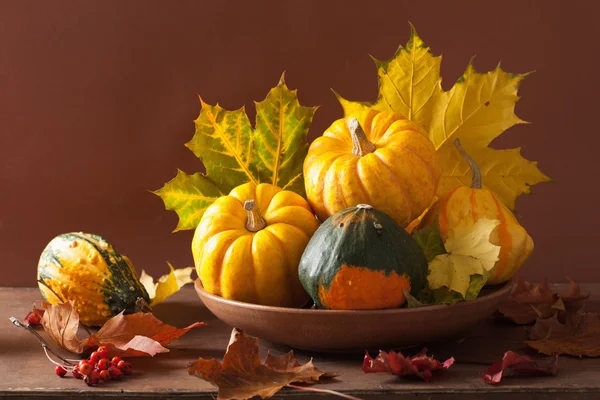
427, 216, 500, 296
140, 262, 195, 307
336, 24, 550, 209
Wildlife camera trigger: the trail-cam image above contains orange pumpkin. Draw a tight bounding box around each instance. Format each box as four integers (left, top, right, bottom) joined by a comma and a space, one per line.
303, 110, 440, 227
420, 139, 533, 285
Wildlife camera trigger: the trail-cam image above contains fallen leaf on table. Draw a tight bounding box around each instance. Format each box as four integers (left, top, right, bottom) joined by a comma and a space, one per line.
481, 351, 558, 384
188, 328, 333, 400
154, 74, 317, 231
40, 301, 204, 356
140, 262, 195, 306
526, 310, 600, 357
497, 277, 588, 324
362, 348, 454, 381
91, 311, 205, 357
427, 216, 500, 298
336, 24, 550, 209
41, 301, 88, 353
24, 304, 44, 326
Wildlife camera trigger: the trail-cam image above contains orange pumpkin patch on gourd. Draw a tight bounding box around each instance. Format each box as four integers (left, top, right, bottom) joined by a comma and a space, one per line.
298, 204, 428, 310
303, 110, 441, 227
192, 182, 319, 308
420, 140, 534, 285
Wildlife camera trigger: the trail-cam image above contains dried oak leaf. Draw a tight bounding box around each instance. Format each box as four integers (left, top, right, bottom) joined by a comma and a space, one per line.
527, 310, 600, 357
481, 351, 558, 384
41, 301, 204, 356
362, 348, 454, 381
188, 328, 333, 400
497, 278, 562, 324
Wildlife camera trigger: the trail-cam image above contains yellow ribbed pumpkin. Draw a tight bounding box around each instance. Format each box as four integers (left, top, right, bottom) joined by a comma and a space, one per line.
191, 182, 319, 307
420, 139, 534, 285
303, 110, 440, 227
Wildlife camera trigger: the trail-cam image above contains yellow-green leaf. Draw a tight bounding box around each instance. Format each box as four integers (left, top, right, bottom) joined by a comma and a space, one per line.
140, 262, 195, 307
336, 25, 551, 209
155, 74, 317, 230
153, 170, 223, 232
427, 216, 500, 296
253, 77, 315, 193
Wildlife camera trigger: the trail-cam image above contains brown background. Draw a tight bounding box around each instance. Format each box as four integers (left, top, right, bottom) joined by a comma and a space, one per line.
1, 0, 598, 287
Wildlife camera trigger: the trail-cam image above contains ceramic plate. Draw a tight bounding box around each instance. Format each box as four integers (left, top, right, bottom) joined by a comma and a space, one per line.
195, 279, 512, 352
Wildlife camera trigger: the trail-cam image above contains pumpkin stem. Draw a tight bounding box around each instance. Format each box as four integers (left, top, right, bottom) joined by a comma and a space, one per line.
454, 139, 482, 189
348, 118, 376, 157
244, 200, 267, 232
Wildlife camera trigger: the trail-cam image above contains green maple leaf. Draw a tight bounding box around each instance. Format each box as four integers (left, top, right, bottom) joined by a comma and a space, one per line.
154, 74, 317, 231
335, 24, 551, 209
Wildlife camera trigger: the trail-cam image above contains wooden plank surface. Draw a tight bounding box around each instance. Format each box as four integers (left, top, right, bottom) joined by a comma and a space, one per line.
1, 284, 599, 399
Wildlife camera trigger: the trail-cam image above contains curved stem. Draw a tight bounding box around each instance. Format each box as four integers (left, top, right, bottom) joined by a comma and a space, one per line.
454, 139, 482, 189
10, 317, 77, 366
348, 118, 376, 157
244, 200, 266, 232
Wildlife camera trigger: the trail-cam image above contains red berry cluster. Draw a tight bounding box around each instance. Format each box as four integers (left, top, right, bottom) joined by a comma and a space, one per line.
54, 346, 133, 386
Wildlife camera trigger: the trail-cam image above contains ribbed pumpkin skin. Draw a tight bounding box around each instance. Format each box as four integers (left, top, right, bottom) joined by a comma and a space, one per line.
298, 205, 428, 310
303, 110, 440, 227
421, 186, 534, 285
192, 182, 319, 308
37, 233, 150, 326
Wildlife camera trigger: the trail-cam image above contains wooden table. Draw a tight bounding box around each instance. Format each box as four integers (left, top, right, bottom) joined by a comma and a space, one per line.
1, 285, 599, 399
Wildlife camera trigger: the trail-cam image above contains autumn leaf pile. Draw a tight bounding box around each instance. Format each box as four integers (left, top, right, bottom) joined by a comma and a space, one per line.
498, 277, 599, 357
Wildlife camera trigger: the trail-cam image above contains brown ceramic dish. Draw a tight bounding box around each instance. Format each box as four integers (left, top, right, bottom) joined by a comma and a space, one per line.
195, 279, 512, 352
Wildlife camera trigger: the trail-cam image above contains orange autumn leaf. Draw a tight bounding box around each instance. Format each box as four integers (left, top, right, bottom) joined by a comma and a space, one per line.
91, 312, 205, 357
188, 328, 333, 400
41, 301, 204, 357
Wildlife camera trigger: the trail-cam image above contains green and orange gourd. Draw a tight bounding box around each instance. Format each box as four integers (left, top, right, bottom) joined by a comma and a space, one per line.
419, 139, 534, 285
37, 232, 150, 326
298, 204, 428, 310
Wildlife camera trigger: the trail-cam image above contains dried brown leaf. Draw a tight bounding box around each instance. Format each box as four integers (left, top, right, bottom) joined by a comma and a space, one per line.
559, 277, 590, 303
497, 277, 582, 324
188, 328, 332, 400
40, 302, 204, 357
41, 301, 89, 353
527, 310, 600, 357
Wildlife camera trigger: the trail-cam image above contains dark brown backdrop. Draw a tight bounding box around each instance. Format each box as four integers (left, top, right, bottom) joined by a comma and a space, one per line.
1, 0, 598, 287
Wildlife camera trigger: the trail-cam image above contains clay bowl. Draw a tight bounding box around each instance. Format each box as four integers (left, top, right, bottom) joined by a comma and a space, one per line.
195, 279, 512, 352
